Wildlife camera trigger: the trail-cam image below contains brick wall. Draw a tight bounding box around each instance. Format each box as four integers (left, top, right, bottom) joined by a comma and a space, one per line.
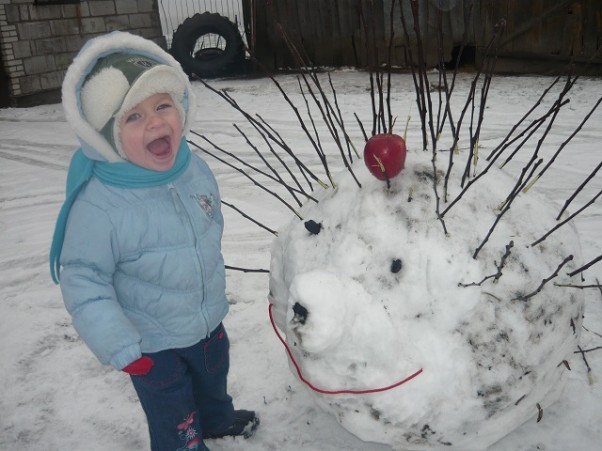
0, 0, 164, 107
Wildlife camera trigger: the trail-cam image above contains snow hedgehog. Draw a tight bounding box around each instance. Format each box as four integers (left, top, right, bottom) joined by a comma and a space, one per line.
267, 144, 585, 450
197, 39, 596, 449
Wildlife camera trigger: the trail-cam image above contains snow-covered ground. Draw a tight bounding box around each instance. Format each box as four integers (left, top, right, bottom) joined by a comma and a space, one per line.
1, 70, 600, 450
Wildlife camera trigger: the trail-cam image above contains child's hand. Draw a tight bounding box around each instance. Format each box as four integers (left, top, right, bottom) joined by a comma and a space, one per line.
122, 356, 154, 376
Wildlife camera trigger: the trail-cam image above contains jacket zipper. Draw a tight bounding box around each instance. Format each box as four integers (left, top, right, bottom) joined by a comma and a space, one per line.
168, 183, 182, 214
167, 183, 211, 335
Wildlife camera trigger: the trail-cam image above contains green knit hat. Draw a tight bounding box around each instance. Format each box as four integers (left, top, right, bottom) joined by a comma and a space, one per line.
80, 52, 187, 159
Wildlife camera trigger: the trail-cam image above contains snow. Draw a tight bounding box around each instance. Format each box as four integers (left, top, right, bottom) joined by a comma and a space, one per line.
1, 70, 601, 451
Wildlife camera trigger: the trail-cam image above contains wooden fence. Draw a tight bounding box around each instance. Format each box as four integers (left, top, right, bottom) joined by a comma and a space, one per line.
249, 0, 602, 74
479, 0, 602, 72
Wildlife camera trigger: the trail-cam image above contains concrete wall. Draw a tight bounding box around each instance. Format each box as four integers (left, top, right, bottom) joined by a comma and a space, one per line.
0, 0, 164, 107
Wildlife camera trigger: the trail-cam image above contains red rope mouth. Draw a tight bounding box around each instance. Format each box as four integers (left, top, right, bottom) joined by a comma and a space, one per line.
269, 303, 423, 395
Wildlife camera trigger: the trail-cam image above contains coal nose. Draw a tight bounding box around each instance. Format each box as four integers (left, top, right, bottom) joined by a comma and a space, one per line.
292, 302, 309, 325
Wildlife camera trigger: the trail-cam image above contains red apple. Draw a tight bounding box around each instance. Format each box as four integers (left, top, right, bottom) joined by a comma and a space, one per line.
363, 133, 407, 181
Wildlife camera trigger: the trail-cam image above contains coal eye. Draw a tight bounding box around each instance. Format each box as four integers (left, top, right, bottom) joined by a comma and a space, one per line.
304, 219, 322, 235
391, 258, 402, 273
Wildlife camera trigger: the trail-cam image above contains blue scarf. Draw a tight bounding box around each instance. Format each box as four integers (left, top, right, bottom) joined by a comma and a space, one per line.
50, 139, 191, 283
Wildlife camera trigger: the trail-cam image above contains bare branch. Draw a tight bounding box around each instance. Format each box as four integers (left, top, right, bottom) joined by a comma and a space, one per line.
188, 139, 303, 219
190, 131, 317, 203
514, 255, 574, 301
568, 254, 602, 278
459, 241, 514, 287
558, 161, 602, 220
531, 189, 601, 247
225, 265, 269, 274
221, 200, 278, 236
197, 80, 329, 189
523, 96, 602, 194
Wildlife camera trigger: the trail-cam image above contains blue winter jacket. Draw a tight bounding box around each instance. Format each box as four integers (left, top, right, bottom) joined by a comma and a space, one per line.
59, 155, 229, 370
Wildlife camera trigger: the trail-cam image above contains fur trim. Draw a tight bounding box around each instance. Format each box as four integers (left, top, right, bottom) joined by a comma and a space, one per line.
80, 67, 130, 131
62, 31, 196, 163
110, 65, 186, 158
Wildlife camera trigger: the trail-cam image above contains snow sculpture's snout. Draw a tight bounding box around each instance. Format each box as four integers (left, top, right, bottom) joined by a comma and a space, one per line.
286, 271, 395, 356
287, 271, 348, 354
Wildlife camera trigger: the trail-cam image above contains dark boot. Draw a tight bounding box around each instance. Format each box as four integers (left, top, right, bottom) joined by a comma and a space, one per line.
204, 410, 259, 439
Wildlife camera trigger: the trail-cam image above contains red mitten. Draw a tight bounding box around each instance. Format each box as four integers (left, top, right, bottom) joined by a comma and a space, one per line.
122, 356, 154, 376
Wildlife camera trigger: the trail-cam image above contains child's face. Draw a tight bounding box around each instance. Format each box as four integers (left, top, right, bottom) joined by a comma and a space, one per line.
119, 93, 183, 171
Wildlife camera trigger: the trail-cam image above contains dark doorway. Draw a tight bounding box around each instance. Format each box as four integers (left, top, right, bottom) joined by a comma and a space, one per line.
445, 45, 476, 70
0, 50, 10, 107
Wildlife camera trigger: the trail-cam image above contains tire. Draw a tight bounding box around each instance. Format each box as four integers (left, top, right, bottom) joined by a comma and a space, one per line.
170, 12, 245, 79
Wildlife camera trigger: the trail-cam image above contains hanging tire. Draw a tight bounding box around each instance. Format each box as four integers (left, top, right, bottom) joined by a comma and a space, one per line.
170, 12, 245, 79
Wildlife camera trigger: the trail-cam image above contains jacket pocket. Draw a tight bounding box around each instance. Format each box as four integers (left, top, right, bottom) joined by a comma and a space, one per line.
203, 323, 229, 374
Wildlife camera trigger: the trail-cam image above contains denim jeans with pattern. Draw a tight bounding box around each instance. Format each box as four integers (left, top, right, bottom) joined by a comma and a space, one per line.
130, 323, 234, 451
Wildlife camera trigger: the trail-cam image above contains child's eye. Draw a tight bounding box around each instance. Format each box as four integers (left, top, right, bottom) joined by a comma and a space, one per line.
157, 103, 173, 111
125, 112, 141, 123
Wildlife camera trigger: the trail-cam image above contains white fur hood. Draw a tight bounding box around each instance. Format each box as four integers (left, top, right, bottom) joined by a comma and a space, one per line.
62, 31, 196, 162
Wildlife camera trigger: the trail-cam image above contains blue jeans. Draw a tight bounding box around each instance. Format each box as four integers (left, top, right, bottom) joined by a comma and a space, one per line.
130, 323, 234, 451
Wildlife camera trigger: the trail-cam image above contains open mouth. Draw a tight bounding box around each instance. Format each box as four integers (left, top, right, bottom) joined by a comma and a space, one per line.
147, 136, 172, 158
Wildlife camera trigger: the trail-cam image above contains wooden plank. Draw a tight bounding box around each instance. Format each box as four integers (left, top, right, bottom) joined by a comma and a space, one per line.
251, 0, 601, 73
581, 0, 601, 59
344, 0, 362, 66
499, 0, 571, 51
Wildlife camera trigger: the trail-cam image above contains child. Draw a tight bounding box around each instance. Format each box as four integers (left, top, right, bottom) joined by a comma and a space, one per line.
50, 31, 258, 451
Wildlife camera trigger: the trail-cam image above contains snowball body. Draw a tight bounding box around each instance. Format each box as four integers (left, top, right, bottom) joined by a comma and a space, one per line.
269, 150, 585, 450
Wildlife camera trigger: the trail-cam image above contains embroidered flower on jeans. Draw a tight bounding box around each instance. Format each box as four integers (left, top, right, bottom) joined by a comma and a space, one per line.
177, 411, 196, 431
176, 411, 200, 450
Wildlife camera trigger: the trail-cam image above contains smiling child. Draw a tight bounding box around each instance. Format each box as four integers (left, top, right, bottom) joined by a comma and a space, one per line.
49, 31, 258, 451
